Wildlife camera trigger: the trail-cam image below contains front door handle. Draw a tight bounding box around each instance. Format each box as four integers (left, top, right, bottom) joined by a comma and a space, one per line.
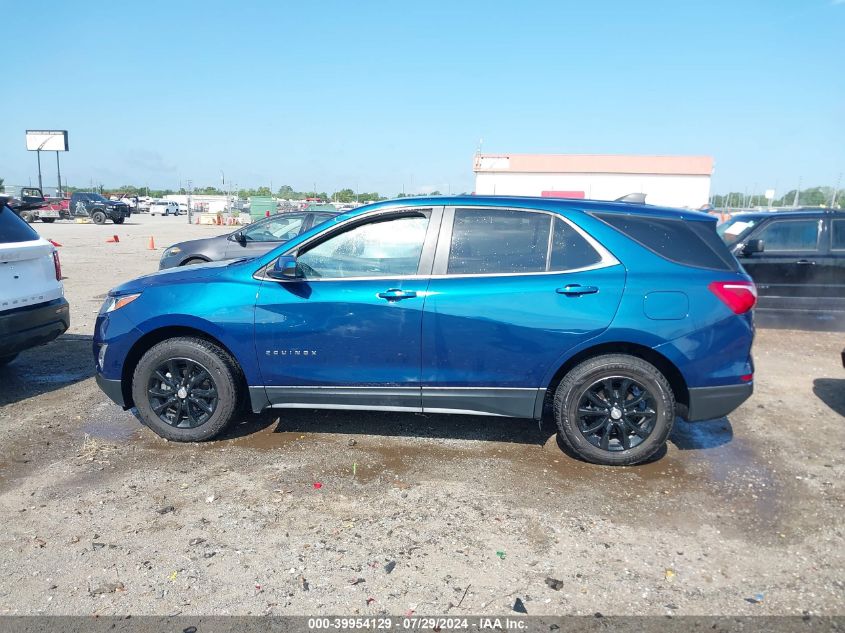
796, 259, 817, 265
377, 288, 418, 301
556, 284, 599, 296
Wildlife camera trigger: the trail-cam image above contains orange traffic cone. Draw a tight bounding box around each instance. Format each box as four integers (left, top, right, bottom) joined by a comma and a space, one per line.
147, 236, 156, 250
49, 239, 62, 247
106, 235, 119, 243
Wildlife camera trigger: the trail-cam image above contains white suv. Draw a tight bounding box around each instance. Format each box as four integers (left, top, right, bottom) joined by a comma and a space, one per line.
149, 200, 180, 216
0, 200, 70, 366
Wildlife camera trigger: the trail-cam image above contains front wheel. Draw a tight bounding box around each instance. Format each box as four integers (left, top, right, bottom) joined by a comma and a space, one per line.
91, 211, 107, 225
553, 354, 675, 466
20, 211, 34, 223
41, 218, 56, 223
113, 217, 125, 224
131, 337, 242, 442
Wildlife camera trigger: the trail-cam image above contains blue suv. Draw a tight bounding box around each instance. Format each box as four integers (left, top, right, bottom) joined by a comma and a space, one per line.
94, 196, 755, 465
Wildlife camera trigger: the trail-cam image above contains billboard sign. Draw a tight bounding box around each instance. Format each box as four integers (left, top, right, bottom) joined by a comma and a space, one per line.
25, 130, 69, 152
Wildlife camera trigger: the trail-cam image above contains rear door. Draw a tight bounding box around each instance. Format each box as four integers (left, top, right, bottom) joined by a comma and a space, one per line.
0, 206, 62, 311
738, 216, 824, 312
420, 207, 625, 418
816, 216, 845, 314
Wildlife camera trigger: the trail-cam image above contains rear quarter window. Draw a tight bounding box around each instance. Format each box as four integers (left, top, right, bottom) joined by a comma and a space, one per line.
0, 206, 40, 243
594, 212, 738, 271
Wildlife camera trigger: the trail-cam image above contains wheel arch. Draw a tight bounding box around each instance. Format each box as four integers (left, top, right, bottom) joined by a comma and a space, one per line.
119, 325, 246, 408
543, 342, 689, 416
180, 256, 211, 266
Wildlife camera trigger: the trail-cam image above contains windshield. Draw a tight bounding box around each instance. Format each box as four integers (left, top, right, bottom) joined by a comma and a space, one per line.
717, 217, 759, 245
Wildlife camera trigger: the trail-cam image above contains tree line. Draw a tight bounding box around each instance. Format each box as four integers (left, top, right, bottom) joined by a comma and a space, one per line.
713, 186, 843, 209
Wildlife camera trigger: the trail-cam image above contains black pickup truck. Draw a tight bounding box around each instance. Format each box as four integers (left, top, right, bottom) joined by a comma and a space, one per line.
70, 192, 131, 224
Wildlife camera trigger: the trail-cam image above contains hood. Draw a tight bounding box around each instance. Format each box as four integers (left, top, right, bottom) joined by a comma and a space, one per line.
164, 233, 230, 254
109, 258, 240, 295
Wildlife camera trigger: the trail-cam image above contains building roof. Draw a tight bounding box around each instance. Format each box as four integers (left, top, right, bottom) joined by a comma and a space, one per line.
473, 153, 713, 176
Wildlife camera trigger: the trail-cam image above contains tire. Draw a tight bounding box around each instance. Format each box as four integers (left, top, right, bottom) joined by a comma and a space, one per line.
0, 354, 18, 367
181, 258, 209, 266
113, 217, 125, 224
131, 337, 242, 442
553, 354, 675, 466
41, 218, 56, 223
92, 211, 107, 225
20, 211, 34, 223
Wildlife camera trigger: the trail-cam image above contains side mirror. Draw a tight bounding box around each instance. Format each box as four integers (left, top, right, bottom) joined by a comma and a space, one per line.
743, 239, 764, 255
228, 230, 246, 244
267, 255, 299, 280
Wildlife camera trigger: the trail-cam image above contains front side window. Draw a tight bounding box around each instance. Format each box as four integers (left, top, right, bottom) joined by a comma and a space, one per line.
755, 219, 820, 251
448, 209, 551, 275
244, 215, 305, 242
296, 213, 429, 279
831, 220, 845, 250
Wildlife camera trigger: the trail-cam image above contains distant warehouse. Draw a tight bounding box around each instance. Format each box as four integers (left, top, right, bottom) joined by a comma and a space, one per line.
473, 153, 713, 209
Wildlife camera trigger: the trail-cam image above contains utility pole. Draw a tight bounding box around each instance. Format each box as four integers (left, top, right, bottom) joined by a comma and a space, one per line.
186, 179, 193, 224
831, 173, 842, 209
792, 177, 802, 208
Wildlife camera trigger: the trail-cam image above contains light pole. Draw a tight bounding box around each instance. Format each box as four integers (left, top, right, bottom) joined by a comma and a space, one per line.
186, 179, 193, 224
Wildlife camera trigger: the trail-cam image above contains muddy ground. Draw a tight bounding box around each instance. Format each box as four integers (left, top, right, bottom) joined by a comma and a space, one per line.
0, 215, 843, 616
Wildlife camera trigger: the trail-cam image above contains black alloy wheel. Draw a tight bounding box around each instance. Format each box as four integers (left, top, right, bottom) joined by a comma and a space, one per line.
553, 354, 675, 466
147, 358, 219, 428
575, 376, 657, 451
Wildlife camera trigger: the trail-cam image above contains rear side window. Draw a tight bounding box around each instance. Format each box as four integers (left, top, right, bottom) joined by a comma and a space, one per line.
448, 209, 551, 274
755, 219, 820, 251
594, 213, 738, 271
550, 218, 602, 270
832, 220, 845, 251
0, 206, 40, 243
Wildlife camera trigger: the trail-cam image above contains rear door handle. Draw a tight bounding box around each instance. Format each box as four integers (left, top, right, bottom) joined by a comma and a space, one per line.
556, 284, 599, 296
796, 260, 816, 265
377, 288, 418, 301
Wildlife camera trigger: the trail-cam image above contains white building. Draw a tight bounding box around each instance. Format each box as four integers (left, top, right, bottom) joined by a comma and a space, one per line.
473, 153, 713, 209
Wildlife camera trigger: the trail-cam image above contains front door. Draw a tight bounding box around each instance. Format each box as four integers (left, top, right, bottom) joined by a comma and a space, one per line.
421, 207, 625, 418
254, 208, 441, 410
225, 213, 310, 260
738, 216, 824, 312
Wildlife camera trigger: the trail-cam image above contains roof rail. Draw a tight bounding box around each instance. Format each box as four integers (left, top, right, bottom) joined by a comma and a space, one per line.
615, 193, 647, 204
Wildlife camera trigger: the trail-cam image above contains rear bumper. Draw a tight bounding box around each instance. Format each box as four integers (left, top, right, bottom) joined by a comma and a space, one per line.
96, 372, 126, 408
686, 382, 753, 421
0, 298, 70, 357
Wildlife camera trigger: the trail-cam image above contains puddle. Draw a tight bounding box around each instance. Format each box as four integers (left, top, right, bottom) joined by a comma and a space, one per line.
78, 418, 142, 443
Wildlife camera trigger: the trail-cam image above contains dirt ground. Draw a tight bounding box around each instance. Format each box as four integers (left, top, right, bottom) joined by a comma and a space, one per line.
0, 215, 843, 616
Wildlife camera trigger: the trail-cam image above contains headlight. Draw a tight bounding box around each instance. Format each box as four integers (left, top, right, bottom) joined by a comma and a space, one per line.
163, 246, 181, 257
101, 293, 141, 313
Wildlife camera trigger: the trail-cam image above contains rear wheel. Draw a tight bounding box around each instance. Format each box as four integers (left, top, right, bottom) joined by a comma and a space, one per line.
20, 211, 34, 223
92, 211, 107, 225
41, 218, 56, 223
131, 337, 241, 442
553, 354, 675, 466
0, 354, 18, 367
113, 217, 125, 224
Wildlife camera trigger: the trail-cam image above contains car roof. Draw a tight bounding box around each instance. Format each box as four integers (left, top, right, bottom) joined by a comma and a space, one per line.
346, 195, 716, 222
729, 208, 834, 220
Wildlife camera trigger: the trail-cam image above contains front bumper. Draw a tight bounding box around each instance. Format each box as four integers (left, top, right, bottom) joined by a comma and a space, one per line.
686, 382, 753, 421
96, 372, 126, 408
0, 298, 70, 357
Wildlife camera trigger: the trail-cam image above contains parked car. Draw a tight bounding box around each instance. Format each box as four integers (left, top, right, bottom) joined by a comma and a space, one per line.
149, 200, 180, 217
94, 196, 755, 466
0, 199, 70, 366
158, 210, 338, 269
70, 192, 131, 224
718, 208, 844, 318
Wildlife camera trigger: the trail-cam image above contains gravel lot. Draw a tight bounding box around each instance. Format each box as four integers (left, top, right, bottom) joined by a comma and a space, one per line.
0, 215, 843, 616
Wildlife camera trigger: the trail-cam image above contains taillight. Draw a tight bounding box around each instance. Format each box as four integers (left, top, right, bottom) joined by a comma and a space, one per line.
52, 250, 62, 281
708, 281, 757, 314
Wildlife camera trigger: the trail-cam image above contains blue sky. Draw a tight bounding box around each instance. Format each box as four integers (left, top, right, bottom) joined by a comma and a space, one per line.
2, 0, 843, 196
